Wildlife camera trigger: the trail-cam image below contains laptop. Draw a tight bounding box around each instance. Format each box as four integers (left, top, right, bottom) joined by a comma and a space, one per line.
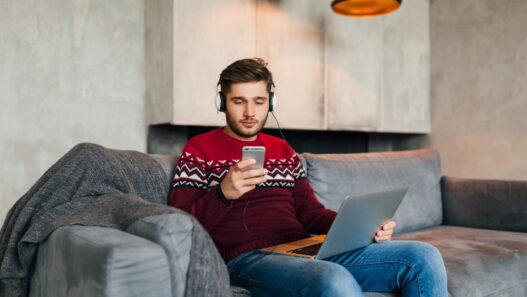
261, 186, 408, 259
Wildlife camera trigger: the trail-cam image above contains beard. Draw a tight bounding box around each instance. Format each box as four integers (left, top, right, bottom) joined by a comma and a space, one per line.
225, 111, 269, 140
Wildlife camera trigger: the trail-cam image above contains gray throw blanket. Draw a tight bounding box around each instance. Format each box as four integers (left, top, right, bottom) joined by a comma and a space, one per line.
0, 143, 232, 297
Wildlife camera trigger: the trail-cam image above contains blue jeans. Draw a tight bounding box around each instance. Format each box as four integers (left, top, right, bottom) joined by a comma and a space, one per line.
227, 240, 447, 297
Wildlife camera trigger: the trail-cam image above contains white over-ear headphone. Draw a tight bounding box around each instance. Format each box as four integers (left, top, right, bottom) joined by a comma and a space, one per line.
215, 83, 277, 112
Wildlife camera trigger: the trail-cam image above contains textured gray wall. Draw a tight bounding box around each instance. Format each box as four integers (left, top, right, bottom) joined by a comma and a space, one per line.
430, 0, 527, 179
0, 0, 147, 223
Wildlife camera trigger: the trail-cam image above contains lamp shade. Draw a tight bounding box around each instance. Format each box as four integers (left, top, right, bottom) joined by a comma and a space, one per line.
331, 0, 401, 17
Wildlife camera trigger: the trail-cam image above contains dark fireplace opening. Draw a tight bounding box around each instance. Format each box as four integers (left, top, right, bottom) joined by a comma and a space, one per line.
147, 124, 429, 156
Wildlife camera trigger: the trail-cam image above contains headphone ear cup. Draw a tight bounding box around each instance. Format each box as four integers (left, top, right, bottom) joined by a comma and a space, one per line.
215, 92, 226, 112
269, 93, 277, 112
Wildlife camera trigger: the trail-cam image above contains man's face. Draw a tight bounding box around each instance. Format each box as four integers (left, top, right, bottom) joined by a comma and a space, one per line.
223, 81, 269, 141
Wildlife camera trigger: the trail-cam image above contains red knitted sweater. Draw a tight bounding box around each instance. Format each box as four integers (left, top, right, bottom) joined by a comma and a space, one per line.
168, 127, 337, 263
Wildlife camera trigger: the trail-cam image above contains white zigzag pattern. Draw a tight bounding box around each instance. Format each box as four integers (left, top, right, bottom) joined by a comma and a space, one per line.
205, 171, 296, 188
267, 167, 298, 177
172, 180, 208, 190
176, 165, 206, 180
176, 171, 207, 183
206, 159, 240, 166
293, 163, 306, 178
259, 181, 295, 188
177, 163, 206, 174
293, 161, 303, 170
208, 180, 294, 188
206, 168, 296, 181
267, 158, 295, 164
203, 157, 298, 168
266, 173, 295, 181
174, 155, 304, 189
266, 163, 304, 180
182, 152, 205, 163
208, 171, 228, 181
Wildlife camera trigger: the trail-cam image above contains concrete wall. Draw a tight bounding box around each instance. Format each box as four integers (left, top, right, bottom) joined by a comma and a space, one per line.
0, 0, 147, 223
3, 0, 525, 225
430, 0, 527, 179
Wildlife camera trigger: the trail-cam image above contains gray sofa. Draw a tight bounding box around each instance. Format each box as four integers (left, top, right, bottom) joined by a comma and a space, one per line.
29, 148, 527, 297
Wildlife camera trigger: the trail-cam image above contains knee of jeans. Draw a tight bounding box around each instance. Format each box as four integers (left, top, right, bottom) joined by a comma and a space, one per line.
408, 242, 447, 280
311, 263, 362, 297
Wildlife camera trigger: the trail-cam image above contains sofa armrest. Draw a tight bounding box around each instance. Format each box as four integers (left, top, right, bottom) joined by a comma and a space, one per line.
441, 176, 527, 232
126, 212, 193, 297
126, 211, 235, 297
30, 225, 172, 297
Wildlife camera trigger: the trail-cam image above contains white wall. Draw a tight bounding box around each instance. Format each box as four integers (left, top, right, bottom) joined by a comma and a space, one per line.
430, 0, 527, 179
0, 0, 147, 223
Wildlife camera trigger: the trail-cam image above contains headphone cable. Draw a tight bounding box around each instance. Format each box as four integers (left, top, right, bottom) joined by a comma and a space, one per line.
242, 188, 258, 248
271, 111, 289, 145
241, 111, 312, 257
270, 111, 310, 209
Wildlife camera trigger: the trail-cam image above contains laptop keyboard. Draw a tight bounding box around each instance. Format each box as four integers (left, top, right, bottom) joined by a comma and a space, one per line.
287, 243, 323, 256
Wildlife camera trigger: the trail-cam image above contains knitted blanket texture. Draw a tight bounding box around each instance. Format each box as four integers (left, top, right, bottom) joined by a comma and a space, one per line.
0, 143, 231, 297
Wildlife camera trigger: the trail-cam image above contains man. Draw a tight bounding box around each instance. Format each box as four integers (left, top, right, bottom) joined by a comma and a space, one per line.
169, 58, 447, 297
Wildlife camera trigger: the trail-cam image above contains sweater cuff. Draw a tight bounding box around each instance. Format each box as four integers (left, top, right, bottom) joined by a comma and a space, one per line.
216, 184, 232, 206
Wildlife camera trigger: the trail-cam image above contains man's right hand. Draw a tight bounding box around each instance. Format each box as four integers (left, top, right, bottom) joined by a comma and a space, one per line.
220, 159, 267, 200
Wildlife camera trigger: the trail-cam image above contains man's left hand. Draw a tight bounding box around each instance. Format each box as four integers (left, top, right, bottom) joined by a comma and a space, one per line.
374, 220, 396, 242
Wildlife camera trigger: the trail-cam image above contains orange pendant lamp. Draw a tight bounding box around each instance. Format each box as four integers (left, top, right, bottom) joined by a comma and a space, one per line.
331, 0, 401, 17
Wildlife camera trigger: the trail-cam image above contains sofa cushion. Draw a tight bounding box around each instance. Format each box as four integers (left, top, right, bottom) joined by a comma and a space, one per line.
300, 149, 442, 233
394, 226, 527, 297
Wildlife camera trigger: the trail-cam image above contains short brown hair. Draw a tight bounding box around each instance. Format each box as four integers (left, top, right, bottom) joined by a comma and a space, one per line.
217, 58, 274, 95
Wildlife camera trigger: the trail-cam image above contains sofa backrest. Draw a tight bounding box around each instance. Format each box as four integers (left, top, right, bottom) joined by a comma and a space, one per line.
300, 149, 443, 234
150, 154, 179, 190
152, 149, 443, 234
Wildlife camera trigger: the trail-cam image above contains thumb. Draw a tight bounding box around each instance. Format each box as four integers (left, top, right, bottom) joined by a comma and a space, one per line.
236, 158, 256, 170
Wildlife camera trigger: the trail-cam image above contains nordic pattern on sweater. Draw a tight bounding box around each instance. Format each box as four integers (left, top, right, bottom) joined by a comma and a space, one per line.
172, 151, 306, 190
168, 127, 336, 263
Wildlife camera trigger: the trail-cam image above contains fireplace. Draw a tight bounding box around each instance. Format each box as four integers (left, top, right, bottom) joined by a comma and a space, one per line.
147, 124, 428, 156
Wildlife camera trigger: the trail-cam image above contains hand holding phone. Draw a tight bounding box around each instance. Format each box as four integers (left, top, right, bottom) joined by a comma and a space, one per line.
218, 146, 267, 200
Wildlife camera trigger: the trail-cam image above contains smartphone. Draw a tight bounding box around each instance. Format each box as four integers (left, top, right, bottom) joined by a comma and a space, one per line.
241, 146, 266, 172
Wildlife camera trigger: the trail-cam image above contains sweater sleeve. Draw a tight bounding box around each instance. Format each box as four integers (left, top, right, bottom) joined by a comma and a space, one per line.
291, 155, 337, 234
168, 143, 232, 231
